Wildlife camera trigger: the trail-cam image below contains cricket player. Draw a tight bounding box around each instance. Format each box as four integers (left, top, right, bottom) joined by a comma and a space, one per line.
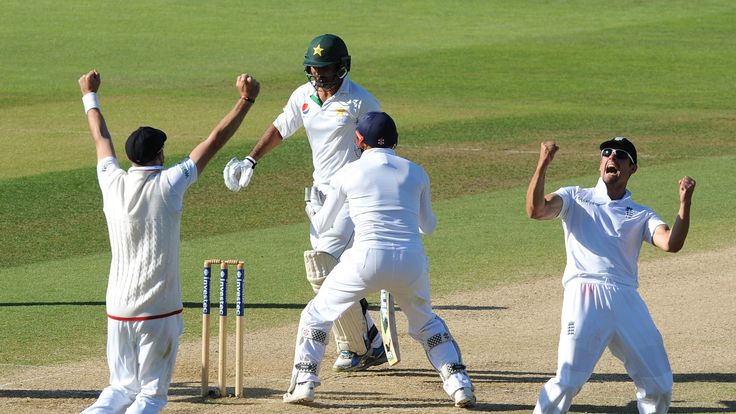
79, 69, 259, 413
526, 137, 696, 413
223, 34, 386, 371
282, 112, 476, 408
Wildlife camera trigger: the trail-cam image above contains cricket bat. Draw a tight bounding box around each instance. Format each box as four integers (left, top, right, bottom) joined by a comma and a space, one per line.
379, 289, 401, 365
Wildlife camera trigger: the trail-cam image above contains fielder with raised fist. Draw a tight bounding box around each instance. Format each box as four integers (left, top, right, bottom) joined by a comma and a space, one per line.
79, 69, 259, 414
526, 137, 696, 414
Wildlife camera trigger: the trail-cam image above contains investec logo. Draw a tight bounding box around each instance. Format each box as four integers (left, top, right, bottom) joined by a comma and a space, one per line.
202, 268, 211, 314
219, 269, 228, 316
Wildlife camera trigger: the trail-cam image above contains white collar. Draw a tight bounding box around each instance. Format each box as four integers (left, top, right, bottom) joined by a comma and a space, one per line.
593, 177, 631, 201
129, 165, 164, 173
363, 148, 396, 156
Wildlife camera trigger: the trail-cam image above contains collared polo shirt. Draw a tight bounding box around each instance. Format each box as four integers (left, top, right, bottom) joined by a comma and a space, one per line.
555, 178, 665, 288
273, 76, 380, 187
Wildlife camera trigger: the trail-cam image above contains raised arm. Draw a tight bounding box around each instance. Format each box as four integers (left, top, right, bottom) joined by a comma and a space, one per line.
79, 70, 116, 161
652, 176, 696, 253
189, 73, 260, 175
526, 140, 563, 220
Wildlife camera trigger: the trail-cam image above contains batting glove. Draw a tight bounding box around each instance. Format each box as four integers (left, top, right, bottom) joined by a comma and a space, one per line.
238, 156, 257, 188
223, 157, 241, 192
223, 156, 257, 192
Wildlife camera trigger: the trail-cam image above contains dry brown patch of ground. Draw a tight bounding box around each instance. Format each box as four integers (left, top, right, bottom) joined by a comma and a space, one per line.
2, 247, 734, 413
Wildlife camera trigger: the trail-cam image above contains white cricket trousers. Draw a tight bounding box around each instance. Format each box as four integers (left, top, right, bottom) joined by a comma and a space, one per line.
309, 197, 381, 353
534, 280, 672, 414
292, 246, 472, 397
82, 315, 183, 414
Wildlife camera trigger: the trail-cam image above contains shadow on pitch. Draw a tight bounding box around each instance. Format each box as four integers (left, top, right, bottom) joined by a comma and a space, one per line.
0, 389, 99, 399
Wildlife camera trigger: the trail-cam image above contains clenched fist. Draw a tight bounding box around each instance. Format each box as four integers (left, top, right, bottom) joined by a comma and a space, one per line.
79, 70, 100, 95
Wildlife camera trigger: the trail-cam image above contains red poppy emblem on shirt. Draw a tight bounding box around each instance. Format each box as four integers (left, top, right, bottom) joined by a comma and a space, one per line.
302, 102, 310, 115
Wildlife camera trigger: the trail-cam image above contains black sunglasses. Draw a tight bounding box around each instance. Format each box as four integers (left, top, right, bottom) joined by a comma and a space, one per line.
601, 148, 634, 164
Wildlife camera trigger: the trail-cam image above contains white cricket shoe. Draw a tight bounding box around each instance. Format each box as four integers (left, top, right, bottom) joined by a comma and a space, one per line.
453, 387, 476, 408
283, 381, 316, 404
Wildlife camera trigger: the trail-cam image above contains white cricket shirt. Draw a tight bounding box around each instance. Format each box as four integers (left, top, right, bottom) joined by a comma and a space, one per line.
312, 148, 436, 248
555, 178, 665, 288
273, 75, 380, 187
97, 156, 198, 318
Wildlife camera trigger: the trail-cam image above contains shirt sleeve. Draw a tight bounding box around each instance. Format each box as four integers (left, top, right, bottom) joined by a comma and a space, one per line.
311, 169, 347, 234
418, 169, 436, 235
273, 87, 305, 140
97, 156, 123, 192
163, 157, 198, 211
553, 186, 575, 220
643, 210, 667, 245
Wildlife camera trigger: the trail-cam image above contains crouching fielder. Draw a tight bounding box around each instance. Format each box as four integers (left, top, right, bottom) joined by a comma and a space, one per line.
526, 138, 695, 414
283, 112, 475, 408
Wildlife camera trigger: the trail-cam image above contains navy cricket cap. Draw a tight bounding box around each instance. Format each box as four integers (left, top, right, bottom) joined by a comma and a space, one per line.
600, 136, 637, 164
125, 126, 167, 164
356, 112, 398, 149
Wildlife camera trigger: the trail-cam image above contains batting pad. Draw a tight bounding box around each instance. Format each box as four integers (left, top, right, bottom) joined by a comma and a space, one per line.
304, 250, 338, 293
303, 250, 369, 355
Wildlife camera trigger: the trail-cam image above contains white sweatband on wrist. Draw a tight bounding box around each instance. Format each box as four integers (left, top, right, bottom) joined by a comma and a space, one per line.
82, 92, 100, 113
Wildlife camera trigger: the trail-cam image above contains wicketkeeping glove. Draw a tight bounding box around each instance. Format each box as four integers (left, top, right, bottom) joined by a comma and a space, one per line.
223, 156, 257, 192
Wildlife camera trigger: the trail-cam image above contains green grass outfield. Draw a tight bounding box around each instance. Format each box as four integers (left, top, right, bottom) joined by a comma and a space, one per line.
0, 0, 734, 378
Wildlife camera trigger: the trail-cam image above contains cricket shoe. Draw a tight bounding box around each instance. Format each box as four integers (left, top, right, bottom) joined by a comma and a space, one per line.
453, 387, 476, 408
283, 381, 316, 404
332, 346, 388, 372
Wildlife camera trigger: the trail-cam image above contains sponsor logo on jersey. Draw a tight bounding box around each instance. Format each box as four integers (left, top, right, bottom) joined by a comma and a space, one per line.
567, 321, 575, 335
179, 162, 191, 178
575, 195, 605, 207
301, 102, 310, 115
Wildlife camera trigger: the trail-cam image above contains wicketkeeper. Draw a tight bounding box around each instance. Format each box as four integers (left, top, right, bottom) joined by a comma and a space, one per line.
283, 112, 475, 408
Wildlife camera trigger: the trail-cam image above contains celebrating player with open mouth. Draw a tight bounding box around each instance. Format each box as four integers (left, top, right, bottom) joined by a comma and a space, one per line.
526, 137, 696, 414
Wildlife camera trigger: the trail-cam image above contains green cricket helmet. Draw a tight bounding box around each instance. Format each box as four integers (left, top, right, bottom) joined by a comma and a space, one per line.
303, 34, 351, 90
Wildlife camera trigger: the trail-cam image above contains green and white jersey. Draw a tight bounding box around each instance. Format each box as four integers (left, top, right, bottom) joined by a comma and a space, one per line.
273, 75, 380, 187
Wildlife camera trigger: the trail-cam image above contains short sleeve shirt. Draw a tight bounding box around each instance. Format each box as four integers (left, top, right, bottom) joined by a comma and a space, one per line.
273, 76, 381, 187
555, 178, 665, 288
96, 156, 198, 317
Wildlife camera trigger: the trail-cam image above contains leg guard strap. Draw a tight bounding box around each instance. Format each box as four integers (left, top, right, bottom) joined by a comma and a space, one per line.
300, 327, 328, 345
424, 331, 454, 352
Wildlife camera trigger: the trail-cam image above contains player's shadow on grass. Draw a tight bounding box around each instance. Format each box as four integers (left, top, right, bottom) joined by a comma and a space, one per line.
0, 302, 507, 312
0, 301, 309, 309
0, 301, 106, 307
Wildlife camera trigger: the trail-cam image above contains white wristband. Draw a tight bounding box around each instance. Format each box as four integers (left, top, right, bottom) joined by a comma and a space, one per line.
82, 92, 100, 113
